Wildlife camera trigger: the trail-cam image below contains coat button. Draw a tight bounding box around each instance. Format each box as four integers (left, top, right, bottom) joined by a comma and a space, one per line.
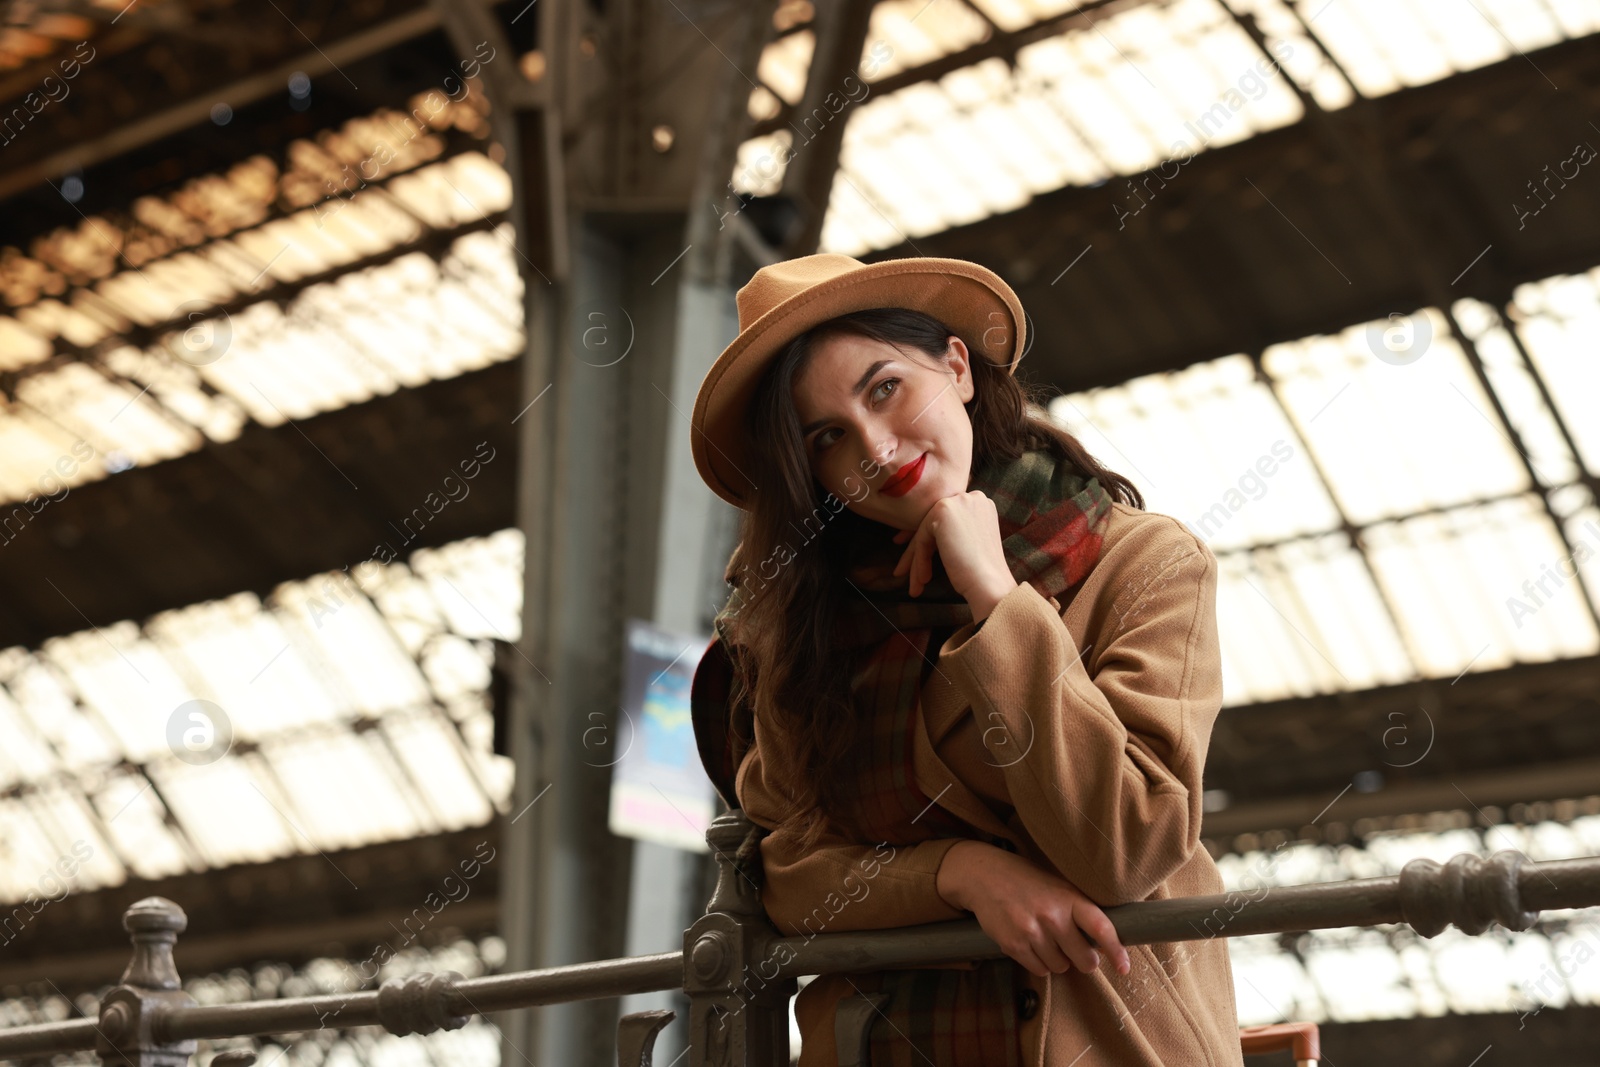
1016, 988, 1040, 1021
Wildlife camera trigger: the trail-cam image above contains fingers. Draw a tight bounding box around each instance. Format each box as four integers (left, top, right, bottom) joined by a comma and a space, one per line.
894, 529, 937, 596
918, 539, 940, 596
892, 523, 928, 579
1031, 899, 1109, 974
1074, 902, 1132, 975
1025, 930, 1074, 976
1051, 921, 1102, 973
894, 526, 926, 581
1007, 943, 1053, 980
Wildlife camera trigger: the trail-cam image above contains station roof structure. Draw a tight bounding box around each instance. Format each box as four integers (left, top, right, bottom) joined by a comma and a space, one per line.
0, 0, 1597, 1057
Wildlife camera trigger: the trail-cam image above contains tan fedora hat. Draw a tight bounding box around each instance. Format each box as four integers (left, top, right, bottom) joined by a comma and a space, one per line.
691, 253, 1026, 509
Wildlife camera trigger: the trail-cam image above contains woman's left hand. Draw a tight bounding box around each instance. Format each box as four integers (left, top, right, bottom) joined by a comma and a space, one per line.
893, 491, 1019, 620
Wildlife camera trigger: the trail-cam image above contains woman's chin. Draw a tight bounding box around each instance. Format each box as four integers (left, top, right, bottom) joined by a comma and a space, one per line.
874, 470, 965, 530
913, 475, 966, 509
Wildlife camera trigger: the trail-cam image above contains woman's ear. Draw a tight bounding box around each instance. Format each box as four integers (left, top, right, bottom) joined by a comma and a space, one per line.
947, 336, 976, 404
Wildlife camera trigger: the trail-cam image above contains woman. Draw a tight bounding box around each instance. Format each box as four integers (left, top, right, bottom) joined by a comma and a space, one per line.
688, 254, 1243, 1067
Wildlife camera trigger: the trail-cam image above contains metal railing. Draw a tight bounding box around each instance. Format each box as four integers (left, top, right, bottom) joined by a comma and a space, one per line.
2, 810, 1599, 1067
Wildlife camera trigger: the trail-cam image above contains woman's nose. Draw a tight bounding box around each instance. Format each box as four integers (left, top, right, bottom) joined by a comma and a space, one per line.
866, 434, 895, 473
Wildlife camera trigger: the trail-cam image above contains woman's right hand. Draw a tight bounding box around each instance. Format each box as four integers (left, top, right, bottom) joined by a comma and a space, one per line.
935, 839, 1132, 979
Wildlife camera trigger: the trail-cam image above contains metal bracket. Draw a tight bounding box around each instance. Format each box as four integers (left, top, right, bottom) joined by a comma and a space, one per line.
618, 1010, 676, 1067
835, 992, 888, 1067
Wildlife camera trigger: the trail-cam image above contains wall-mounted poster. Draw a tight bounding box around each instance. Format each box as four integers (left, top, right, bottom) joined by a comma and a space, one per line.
608, 619, 717, 851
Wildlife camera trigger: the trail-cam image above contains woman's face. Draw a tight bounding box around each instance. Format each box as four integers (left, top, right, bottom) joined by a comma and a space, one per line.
791, 331, 976, 531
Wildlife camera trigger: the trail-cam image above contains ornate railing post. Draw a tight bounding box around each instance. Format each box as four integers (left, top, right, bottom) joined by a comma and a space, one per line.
96, 898, 198, 1067
0, 847, 1582, 1067
1397, 850, 1541, 936
683, 811, 795, 1067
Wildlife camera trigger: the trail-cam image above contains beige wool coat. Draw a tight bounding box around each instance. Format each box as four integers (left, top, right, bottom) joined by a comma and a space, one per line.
734, 502, 1246, 1067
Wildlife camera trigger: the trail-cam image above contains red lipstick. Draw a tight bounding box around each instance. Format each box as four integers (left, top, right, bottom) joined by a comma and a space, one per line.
880, 453, 926, 497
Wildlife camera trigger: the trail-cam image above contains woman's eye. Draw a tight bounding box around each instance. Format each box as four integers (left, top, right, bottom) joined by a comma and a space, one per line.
811, 379, 898, 452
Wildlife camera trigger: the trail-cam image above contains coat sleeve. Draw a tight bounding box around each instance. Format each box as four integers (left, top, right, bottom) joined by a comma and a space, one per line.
935, 520, 1223, 907
734, 716, 970, 937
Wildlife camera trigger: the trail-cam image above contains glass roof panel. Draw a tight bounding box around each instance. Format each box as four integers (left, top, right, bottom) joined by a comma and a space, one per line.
418, 634, 493, 703
146, 595, 346, 740
758, 28, 815, 105
0, 532, 520, 901
1264, 309, 1532, 526
26, 781, 123, 890
1510, 267, 1600, 476
381, 711, 496, 831
1050, 354, 1343, 553
0, 688, 61, 788
0, 795, 73, 899
795, 0, 1596, 255
15, 361, 203, 468
273, 582, 435, 717
971, 0, 1093, 32
1362, 496, 1600, 674
860, 0, 991, 82
409, 530, 524, 642
1215, 531, 1411, 702
733, 132, 793, 196
1048, 256, 1600, 700
43, 626, 199, 764
88, 767, 193, 881
150, 755, 302, 868
258, 727, 428, 850
2, 652, 120, 771
1454, 297, 1583, 487
0, 144, 519, 509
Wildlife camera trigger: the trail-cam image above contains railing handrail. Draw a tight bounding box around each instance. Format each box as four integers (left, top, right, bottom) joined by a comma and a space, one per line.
2, 812, 1598, 1067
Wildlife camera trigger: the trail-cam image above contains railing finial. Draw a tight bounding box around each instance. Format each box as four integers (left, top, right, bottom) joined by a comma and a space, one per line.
683, 809, 793, 1066
704, 810, 765, 918
120, 898, 188, 991
97, 897, 197, 1067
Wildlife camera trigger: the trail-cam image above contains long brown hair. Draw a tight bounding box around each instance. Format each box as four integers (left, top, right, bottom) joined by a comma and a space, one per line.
720, 306, 1143, 853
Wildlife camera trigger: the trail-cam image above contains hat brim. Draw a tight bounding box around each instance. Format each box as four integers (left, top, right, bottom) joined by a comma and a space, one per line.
691, 257, 1026, 509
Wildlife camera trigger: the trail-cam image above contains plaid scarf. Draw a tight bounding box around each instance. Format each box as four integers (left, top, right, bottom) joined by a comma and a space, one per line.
833, 444, 1113, 649
691, 446, 1113, 1067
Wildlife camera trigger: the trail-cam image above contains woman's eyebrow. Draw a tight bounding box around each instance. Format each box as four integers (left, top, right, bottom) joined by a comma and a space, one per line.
801, 358, 893, 435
